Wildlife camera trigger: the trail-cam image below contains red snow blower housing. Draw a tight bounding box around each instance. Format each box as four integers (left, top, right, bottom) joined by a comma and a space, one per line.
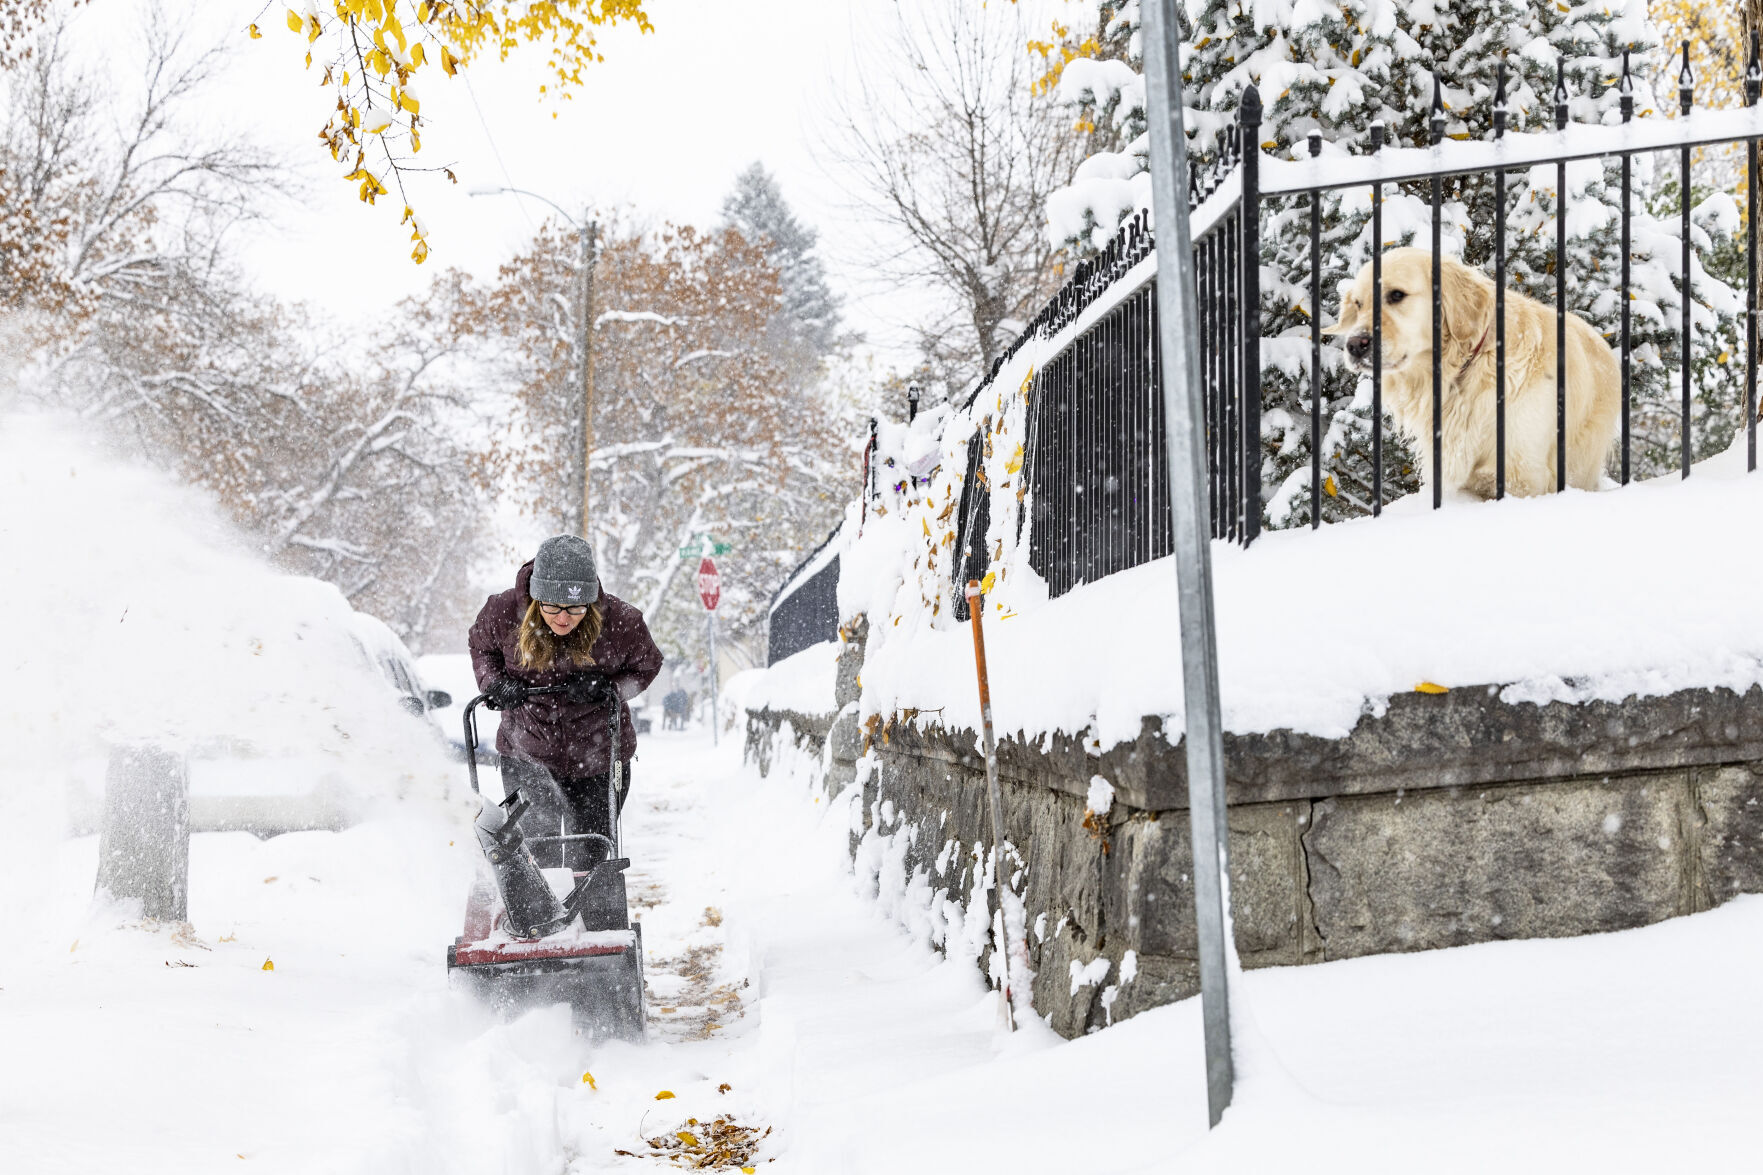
446, 683, 647, 1041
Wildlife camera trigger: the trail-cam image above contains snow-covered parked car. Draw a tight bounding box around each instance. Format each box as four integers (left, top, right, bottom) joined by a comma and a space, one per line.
62, 580, 457, 838
345, 609, 453, 723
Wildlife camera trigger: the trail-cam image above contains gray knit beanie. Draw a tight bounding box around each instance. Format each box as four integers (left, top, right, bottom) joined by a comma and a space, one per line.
529, 535, 601, 606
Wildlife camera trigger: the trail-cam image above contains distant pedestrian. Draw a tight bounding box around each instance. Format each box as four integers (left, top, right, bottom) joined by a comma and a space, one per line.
663, 687, 691, 731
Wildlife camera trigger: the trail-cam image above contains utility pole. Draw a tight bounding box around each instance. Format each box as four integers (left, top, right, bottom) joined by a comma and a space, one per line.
465, 187, 600, 538
573, 217, 599, 540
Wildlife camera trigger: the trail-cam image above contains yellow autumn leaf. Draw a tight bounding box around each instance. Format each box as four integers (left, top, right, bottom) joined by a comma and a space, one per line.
410, 42, 426, 67
1323, 475, 1338, 498
980, 570, 996, 593
286, 9, 303, 33
1415, 682, 1449, 695
654, 1090, 675, 1101
262, 958, 275, 971
676, 1131, 700, 1147
1005, 443, 1023, 475
921, 517, 931, 537
439, 44, 459, 75
581, 1071, 596, 1089
307, 16, 322, 43
743, 1169, 756, 1174
249, 23, 262, 39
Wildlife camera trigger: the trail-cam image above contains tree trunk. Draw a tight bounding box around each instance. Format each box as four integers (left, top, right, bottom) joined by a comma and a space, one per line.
94, 744, 190, 921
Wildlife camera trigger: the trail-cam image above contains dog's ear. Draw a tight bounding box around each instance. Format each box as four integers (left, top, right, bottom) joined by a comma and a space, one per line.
1438, 256, 1493, 364
1321, 288, 1357, 335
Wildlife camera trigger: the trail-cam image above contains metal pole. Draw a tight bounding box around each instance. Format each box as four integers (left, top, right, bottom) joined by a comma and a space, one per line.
577, 217, 598, 538
965, 579, 1016, 1032
708, 608, 719, 747
1142, 0, 1234, 1128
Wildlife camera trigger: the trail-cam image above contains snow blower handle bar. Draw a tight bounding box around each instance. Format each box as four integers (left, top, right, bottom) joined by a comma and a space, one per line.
461, 683, 623, 803
462, 684, 569, 794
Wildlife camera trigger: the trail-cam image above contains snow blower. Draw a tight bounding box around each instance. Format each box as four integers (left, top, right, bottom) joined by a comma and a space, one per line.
446, 682, 647, 1041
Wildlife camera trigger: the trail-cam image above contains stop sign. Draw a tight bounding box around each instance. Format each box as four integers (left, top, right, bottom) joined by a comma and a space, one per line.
697, 555, 721, 610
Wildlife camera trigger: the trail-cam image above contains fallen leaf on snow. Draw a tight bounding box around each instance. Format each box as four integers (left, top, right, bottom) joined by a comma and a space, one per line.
654, 1090, 675, 1100
581, 1071, 596, 1089
261, 959, 275, 971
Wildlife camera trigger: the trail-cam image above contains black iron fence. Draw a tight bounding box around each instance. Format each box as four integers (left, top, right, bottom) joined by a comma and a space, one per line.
1008, 45, 1759, 602
766, 525, 841, 666
767, 42, 1763, 626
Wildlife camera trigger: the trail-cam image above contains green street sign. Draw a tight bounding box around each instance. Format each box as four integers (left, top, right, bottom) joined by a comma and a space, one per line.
677, 538, 733, 558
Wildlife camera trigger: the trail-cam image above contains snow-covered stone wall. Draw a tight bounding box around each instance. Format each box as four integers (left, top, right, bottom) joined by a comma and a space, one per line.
746, 626, 1763, 1037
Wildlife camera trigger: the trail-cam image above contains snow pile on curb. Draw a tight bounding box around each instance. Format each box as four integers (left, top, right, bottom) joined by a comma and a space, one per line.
723, 640, 840, 717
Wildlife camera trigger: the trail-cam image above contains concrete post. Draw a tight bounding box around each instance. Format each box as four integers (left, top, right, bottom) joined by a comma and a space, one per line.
94, 744, 190, 921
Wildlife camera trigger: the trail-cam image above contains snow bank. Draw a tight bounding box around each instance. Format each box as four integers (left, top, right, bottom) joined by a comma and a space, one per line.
726, 640, 840, 716
861, 458, 1763, 749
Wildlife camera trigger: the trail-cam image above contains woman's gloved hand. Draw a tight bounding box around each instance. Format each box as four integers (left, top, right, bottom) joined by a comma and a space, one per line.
564, 669, 615, 706
483, 676, 530, 711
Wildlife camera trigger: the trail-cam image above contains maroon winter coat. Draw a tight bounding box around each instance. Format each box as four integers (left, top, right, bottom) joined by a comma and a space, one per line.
469, 562, 664, 779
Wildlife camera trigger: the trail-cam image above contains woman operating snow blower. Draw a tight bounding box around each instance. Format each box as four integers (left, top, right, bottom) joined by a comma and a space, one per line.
469, 535, 664, 870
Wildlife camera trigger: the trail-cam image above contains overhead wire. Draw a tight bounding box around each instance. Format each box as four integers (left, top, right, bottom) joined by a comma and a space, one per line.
463, 72, 537, 232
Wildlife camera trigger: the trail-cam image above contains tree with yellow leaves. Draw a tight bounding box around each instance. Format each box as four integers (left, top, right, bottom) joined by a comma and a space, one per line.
258, 0, 652, 262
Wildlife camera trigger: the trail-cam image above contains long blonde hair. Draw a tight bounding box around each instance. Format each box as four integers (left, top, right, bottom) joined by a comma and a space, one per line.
516, 600, 604, 672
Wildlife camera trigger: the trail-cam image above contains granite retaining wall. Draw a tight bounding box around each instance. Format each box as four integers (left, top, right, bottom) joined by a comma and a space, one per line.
744, 624, 1763, 1037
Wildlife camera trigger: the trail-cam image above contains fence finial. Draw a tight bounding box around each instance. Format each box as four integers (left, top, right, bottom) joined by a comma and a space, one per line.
1239, 84, 1263, 143
1494, 61, 1508, 140
1431, 72, 1445, 146
1620, 49, 1634, 123
1680, 41, 1694, 117
1748, 34, 1761, 107
1369, 119, 1384, 153
1307, 128, 1322, 158
1554, 58, 1568, 132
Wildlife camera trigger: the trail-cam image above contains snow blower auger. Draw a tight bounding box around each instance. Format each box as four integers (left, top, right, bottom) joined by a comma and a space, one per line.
446, 682, 647, 1042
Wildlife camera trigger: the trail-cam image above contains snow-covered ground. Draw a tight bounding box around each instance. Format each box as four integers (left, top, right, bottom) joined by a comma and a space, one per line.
6, 725, 1762, 1172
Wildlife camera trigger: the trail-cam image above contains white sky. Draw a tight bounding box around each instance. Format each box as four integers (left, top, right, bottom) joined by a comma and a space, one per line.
93, 0, 955, 369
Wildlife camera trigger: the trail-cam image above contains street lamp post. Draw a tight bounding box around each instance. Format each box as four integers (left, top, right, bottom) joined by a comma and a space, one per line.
470, 186, 598, 539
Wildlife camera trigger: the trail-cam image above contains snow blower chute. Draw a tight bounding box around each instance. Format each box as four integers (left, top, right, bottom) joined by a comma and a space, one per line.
446, 683, 647, 1041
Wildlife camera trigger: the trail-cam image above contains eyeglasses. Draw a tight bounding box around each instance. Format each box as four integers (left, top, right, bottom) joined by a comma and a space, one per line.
538, 603, 590, 617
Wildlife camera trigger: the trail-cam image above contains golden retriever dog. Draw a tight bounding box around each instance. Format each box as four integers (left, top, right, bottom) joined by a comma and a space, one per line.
1325, 247, 1621, 498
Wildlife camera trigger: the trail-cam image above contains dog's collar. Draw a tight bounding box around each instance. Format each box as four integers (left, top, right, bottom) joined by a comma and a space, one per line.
1455, 323, 1493, 384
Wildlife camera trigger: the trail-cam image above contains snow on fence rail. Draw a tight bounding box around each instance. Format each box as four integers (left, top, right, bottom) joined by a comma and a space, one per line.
773, 44, 1763, 632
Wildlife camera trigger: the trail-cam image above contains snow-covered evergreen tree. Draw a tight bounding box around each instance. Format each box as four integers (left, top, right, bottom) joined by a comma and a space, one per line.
721, 162, 844, 379
1046, 0, 1746, 526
